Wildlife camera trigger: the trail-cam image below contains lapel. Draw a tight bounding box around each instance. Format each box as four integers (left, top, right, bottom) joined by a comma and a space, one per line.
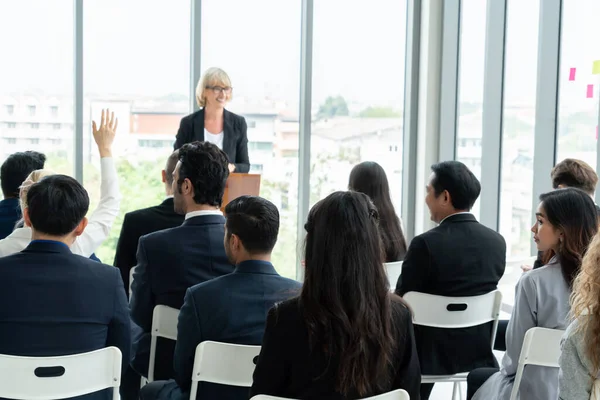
193, 109, 205, 142
222, 109, 234, 157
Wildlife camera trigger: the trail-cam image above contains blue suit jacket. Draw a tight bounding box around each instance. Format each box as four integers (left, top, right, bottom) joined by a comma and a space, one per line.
142, 260, 302, 400
0, 198, 20, 239
0, 241, 130, 400
130, 214, 235, 379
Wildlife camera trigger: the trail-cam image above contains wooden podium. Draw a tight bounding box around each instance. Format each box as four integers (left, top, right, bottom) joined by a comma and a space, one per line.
221, 173, 262, 211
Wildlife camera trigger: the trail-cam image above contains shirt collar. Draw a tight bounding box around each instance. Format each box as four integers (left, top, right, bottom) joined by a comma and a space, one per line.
30, 239, 71, 250
185, 209, 223, 220
439, 211, 473, 225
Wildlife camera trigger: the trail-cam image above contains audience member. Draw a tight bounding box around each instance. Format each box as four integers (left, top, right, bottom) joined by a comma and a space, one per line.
126, 141, 234, 397
113, 150, 184, 293
349, 161, 407, 261
251, 191, 421, 399
0, 174, 130, 400
558, 232, 600, 399
468, 188, 598, 400
0, 150, 45, 239
0, 109, 120, 258
140, 195, 301, 400
395, 160, 506, 400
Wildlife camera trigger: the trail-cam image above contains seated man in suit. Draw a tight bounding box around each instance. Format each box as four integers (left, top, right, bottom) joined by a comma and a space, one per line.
113, 149, 184, 293
395, 160, 506, 400
0, 150, 46, 239
0, 174, 130, 400
126, 141, 235, 398
139, 195, 302, 400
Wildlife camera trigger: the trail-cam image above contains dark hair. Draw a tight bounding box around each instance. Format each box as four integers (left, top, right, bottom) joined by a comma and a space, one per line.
301, 191, 396, 397
430, 161, 481, 210
349, 161, 407, 262
225, 195, 279, 254
551, 158, 598, 195
165, 149, 180, 186
27, 175, 90, 236
539, 187, 598, 288
0, 151, 46, 197
177, 141, 229, 207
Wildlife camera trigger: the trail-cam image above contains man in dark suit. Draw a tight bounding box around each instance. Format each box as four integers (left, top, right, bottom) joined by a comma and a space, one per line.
0, 150, 45, 239
395, 161, 506, 400
113, 150, 184, 293
126, 141, 235, 398
139, 195, 301, 400
0, 174, 130, 400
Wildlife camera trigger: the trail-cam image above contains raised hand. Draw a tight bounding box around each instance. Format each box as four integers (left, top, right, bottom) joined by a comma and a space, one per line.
92, 109, 118, 157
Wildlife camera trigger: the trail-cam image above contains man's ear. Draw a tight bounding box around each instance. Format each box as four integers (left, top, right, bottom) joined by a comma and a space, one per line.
23, 208, 31, 227
161, 170, 167, 184
73, 217, 88, 237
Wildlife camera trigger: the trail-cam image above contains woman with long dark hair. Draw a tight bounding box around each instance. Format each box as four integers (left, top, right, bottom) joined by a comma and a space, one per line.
250, 191, 420, 399
349, 161, 407, 261
468, 187, 598, 400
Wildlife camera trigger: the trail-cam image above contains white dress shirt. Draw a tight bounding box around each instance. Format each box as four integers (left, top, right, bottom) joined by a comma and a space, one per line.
0, 157, 121, 258
185, 209, 223, 220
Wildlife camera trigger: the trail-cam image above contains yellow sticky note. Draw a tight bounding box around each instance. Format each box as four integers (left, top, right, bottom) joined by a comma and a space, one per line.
593, 60, 600, 75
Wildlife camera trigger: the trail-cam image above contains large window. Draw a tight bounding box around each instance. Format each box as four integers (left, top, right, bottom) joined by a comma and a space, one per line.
556, 0, 600, 168
310, 0, 407, 216
456, 0, 487, 219
83, 0, 191, 263
202, 0, 301, 279
499, 0, 539, 259
0, 0, 73, 175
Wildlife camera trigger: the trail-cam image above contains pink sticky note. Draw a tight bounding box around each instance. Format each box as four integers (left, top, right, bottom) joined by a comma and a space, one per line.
569, 68, 576, 81
587, 84, 594, 98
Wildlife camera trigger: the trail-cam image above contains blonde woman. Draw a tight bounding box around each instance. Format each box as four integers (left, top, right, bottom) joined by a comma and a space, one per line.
174, 67, 250, 173
0, 109, 120, 258
559, 232, 600, 399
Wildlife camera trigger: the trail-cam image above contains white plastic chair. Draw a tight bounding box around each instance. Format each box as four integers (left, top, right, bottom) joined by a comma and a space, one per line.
250, 388, 410, 399
0, 347, 122, 400
509, 327, 564, 400
147, 305, 180, 382
403, 290, 503, 400
190, 341, 261, 400
384, 261, 403, 289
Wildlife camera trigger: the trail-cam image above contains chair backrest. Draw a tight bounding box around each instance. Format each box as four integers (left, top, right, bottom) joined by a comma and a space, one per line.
384, 261, 403, 289
250, 388, 410, 400
403, 290, 502, 347
147, 305, 180, 382
190, 341, 261, 400
509, 327, 564, 400
0, 347, 121, 400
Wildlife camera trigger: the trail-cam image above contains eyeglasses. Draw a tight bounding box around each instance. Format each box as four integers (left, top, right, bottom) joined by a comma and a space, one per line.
206, 86, 233, 95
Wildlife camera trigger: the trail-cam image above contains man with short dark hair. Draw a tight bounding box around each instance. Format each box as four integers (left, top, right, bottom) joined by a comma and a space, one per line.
551, 158, 598, 196
113, 150, 184, 293
0, 174, 130, 400
0, 151, 46, 239
395, 161, 506, 400
128, 141, 235, 393
139, 195, 301, 400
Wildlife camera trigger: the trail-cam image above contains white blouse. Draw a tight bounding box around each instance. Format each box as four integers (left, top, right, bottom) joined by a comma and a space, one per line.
204, 128, 224, 150
0, 157, 121, 258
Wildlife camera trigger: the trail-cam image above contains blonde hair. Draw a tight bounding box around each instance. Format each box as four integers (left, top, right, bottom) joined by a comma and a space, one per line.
571, 231, 600, 375
195, 67, 232, 108
19, 169, 56, 210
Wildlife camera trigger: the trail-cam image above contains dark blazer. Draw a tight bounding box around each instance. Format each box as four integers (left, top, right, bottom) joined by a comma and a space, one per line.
250, 297, 421, 400
395, 213, 506, 375
141, 260, 302, 400
0, 198, 20, 240
113, 198, 184, 294
130, 214, 234, 380
174, 109, 250, 173
0, 240, 130, 400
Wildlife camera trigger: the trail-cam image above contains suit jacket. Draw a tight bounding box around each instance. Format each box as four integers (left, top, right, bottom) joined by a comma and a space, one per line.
250, 297, 421, 400
130, 214, 234, 380
143, 260, 302, 400
0, 198, 20, 240
395, 213, 506, 375
0, 241, 130, 400
113, 198, 184, 294
174, 109, 250, 173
